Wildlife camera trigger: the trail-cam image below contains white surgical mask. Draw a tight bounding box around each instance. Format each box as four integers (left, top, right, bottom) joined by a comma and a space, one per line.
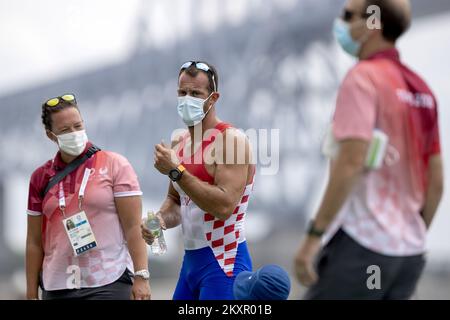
177, 93, 213, 127
54, 130, 88, 156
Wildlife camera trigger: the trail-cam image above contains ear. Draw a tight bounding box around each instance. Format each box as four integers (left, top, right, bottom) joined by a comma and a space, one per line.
46, 130, 57, 143
210, 92, 220, 105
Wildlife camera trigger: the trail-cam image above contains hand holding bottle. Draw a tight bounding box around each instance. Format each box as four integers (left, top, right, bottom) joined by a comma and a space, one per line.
141, 211, 167, 255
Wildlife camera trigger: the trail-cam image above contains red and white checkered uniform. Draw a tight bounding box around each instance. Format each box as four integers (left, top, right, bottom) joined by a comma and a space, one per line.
173, 122, 255, 276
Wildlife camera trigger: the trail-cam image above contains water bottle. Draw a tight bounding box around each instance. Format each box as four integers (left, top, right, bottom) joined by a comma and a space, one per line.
146, 211, 167, 255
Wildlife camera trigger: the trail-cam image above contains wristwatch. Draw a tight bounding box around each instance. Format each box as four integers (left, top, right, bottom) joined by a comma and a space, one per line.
307, 220, 325, 238
134, 269, 150, 280
168, 164, 186, 182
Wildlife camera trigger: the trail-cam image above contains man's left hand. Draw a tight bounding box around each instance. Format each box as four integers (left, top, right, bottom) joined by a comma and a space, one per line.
154, 142, 180, 175
131, 277, 151, 300
294, 236, 322, 287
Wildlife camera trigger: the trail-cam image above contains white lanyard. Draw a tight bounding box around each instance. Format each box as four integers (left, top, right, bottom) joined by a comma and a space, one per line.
58, 168, 91, 216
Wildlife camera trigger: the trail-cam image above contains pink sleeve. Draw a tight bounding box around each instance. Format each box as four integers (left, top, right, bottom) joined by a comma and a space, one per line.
111, 153, 143, 197
27, 171, 43, 216
333, 65, 377, 141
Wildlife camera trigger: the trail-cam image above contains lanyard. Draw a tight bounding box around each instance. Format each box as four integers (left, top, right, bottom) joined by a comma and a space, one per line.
58, 168, 91, 216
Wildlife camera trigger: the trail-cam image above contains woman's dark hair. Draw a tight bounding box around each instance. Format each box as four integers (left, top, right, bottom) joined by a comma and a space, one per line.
365, 0, 411, 42
41, 100, 79, 132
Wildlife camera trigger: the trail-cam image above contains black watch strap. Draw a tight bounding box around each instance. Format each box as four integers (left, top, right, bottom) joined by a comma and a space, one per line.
307, 220, 325, 238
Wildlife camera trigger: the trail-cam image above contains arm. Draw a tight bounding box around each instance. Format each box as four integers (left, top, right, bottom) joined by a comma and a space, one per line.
312, 139, 369, 231
154, 130, 251, 221
159, 182, 182, 229
422, 154, 444, 228
177, 163, 248, 221
26, 215, 44, 300
141, 183, 181, 245
295, 139, 368, 286
115, 196, 151, 300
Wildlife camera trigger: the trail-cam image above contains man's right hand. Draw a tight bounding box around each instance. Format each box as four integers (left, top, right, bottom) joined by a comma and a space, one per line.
140, 214, 166, 246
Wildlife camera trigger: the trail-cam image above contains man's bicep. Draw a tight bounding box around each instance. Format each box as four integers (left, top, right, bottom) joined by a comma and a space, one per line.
220, 129, 252, 165
215, 129, 251, 197
337, 139, 370, 168
214, 163, 248, 196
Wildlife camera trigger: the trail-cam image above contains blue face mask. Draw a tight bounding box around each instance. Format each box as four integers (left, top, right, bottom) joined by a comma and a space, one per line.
333, 18, 361, 57
177, 93, 213, 127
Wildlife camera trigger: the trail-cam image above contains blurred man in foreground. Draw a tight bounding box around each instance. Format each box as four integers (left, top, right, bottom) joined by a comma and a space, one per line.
295, 0, 443, 299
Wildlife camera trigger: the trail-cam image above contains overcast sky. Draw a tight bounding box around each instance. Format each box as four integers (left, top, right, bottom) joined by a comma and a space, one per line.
0, 0, 301, 96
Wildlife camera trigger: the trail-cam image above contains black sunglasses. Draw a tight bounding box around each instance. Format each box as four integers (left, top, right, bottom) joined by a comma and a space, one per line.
341, 9, 371, 22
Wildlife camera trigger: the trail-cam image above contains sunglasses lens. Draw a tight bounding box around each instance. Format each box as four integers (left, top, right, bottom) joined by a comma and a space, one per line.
195, 63, 210, 72
46, 98, 60, 107
61, 94, 75, 102
342, 10, 353, 22
180, 61, 194, 70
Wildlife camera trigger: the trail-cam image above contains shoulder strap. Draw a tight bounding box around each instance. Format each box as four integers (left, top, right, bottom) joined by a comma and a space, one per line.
215, 122, 233, 132
41, 145, 101, 198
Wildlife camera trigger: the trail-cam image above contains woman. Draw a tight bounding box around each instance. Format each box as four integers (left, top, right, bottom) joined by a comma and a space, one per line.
26, 94, 151, 300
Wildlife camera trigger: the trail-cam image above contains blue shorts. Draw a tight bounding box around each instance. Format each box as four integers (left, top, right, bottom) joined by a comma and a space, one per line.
173, 241, 252, 300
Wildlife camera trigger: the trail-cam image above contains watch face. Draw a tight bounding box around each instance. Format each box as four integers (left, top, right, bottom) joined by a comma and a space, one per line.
169, 169, 179, 181
169, 168, 182, 181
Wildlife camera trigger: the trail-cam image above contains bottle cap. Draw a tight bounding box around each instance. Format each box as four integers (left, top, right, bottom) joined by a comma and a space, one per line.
147, 210, 155, 219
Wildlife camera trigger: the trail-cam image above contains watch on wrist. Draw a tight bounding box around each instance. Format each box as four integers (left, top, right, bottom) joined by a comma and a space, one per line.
307, 220, 325, 238
134, 269, 150, 280
168, 164, 186, 182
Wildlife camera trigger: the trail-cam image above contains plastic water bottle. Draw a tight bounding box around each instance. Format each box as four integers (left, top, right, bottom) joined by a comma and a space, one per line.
146, 211, 167, 255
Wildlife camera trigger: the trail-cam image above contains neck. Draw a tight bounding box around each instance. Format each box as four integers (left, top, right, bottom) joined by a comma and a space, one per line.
359, 39, 396, 60
188, 111, 221, 142
60, 151, 77, 164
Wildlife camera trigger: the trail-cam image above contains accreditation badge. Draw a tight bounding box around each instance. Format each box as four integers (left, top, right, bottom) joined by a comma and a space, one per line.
62, 211, 97, 256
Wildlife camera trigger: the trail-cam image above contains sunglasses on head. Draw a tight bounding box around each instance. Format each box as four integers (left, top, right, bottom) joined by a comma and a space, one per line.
45, 94, 77, 107
180, 61, 217, 92
341, 9, 371, 22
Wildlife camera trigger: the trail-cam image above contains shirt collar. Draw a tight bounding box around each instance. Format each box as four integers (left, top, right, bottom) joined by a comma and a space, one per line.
366, 48, 400, 62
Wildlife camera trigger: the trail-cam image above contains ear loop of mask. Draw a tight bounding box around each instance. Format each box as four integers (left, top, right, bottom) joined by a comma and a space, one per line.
50, 131, 60, 146
203, 92, 215, 118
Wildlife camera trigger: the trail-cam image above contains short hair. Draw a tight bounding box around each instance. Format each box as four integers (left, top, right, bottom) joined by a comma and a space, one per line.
365, 0, 411, 42
178, 61, 219, 94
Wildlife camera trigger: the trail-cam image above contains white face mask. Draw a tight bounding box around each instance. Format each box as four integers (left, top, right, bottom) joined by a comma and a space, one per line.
54, 130, 88, 156
177, 93, 213, 127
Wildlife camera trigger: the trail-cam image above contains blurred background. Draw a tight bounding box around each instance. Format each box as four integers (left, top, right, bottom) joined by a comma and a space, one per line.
0, 0, 449, 299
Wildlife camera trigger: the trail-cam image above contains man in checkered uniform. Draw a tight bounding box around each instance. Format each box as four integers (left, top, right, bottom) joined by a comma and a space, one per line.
142, 61, 255, 300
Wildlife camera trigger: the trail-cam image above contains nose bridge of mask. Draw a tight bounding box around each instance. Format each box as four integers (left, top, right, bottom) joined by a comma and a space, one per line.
57, 129, 85, 141
180, 92, 214, 109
